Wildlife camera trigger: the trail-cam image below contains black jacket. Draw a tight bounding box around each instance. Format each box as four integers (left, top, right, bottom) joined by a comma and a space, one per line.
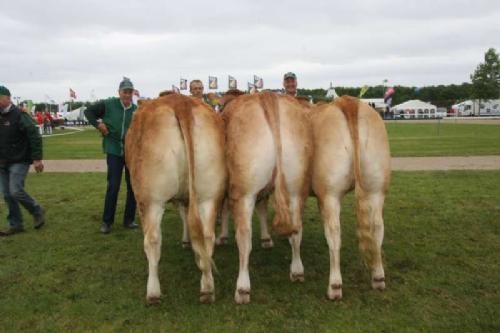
0, 105, 43, 165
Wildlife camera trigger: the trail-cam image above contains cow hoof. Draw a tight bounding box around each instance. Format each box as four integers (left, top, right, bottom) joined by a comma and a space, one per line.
182, 241, 191, 249
290, 272, 305, 282
260, 238, 274, 249
235, 289, 251, 304
372, 277, 386, 291
327, 284, 343, 301
215, 237, 228, 246
146, 296, 161, 305
200, 291, 215, 304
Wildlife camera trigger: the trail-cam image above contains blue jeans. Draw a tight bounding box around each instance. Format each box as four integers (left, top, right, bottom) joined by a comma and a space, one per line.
103, 154, 136, 226
0, 163, 42, 228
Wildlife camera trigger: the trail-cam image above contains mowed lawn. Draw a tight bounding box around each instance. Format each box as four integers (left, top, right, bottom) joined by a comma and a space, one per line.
42, 122, 500, 160
387, 122, 500, 157
0, 171, 499, 332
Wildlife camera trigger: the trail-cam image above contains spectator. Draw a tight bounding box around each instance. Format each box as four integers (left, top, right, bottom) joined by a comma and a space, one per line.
0, 85, 45, 236
283, 72, 298, 96
44, 111, 53, 135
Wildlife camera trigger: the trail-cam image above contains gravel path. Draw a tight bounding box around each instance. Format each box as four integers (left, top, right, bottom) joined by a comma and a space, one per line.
34, 156, 500, 172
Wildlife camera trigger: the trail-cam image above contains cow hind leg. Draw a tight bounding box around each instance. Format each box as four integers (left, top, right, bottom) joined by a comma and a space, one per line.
233, 195, 255, 304
178, 203, 191, 249
142, 201, 165, 305
357, 191, 386, 291
198, 200, 217, 304
256, 198, 273, 248
320, 194, 343, 301
289, 196, 304, 282
216, 198, 230, 246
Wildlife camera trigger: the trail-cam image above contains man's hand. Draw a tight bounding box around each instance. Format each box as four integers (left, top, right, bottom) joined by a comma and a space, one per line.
97, 122, 109, 136
33, 160, 44, 173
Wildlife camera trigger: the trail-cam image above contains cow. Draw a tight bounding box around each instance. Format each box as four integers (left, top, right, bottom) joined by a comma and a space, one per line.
310, 96, 391, 300
125, 93, 227, 304
223, 91, 313, 304
179, 90, 276, 250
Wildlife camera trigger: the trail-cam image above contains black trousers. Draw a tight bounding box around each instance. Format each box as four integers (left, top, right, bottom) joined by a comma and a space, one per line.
102, 154, 136, 226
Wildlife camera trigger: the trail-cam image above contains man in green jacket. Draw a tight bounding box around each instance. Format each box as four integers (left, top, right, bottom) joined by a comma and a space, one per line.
84, 78, 138, 233
0, 86, 45, 236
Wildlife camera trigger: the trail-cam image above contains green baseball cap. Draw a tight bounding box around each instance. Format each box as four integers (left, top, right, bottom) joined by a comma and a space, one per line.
0, 86, 11, 97
119, 78, 134, 91
283, 72, 297, 80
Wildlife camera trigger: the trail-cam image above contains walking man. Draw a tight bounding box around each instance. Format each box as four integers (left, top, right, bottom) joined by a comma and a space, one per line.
0, 86, 45, 236
84, 78, 138, 233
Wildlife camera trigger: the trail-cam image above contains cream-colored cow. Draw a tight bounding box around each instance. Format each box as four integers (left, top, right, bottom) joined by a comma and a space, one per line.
125, 94, 226, 304
223, 91, 313, 304
311, 96, 391, 300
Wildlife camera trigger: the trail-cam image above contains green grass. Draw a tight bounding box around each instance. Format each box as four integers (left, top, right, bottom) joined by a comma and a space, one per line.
42, 123, 500, 160
0, 171, 499, 332
43, 128, 103, 159
387, 123, 500, 157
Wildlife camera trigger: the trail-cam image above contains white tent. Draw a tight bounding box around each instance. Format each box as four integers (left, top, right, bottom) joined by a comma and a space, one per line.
391, 100, 437, 119
62, 106, 87, 121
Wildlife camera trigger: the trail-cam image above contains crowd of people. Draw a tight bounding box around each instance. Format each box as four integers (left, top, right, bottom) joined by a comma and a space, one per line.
0, 72, 301, 236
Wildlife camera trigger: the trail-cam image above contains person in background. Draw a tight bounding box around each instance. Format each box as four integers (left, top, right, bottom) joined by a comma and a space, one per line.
44, 111, 53, 135
35, 111, 44, 136
0, 86, 45, 236
283, 72, 298, 97
189, 80, 205, 101
84, 78, 138, 234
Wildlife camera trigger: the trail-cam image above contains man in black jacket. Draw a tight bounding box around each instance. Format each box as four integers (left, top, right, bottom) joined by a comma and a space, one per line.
0, 86, 45, 236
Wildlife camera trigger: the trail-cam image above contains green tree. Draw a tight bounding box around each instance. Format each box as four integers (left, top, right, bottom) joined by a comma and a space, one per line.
471, 48, 500, 99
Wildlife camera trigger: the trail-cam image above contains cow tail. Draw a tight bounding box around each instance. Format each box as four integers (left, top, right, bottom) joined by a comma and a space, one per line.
260, 92, 297, 236
335, 96, 376, 267
174, 98, 212, 272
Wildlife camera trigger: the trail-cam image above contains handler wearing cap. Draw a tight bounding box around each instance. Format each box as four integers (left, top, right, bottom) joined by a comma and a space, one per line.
84, 78, 138, 233
283, 72, 298, 96
0, 86, 45, 236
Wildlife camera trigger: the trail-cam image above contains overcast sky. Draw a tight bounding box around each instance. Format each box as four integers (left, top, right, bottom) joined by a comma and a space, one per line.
1, 0, 499, 102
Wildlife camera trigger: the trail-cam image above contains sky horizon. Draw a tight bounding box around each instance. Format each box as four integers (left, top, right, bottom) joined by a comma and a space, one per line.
1, 0, 499, 102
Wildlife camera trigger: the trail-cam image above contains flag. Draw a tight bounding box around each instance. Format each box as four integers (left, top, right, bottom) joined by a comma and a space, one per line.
58, 103, 68, 117
254, 75, 263, 89
359, 85, 369, 98
228, 75, 237, 89
133, 89, 140, 97
384, 87, 395, 106
248, 82, 257, 94
180, 78, 188, 90
69, 88, 77, 99
208, 76, 218, 89
172, 85, 180, 94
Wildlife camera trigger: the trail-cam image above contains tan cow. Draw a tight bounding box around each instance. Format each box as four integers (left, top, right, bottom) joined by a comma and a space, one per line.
224, 91, 313, 304
178, 89, 275, 250
311, 96, 390, 300
125, 94, 226, 304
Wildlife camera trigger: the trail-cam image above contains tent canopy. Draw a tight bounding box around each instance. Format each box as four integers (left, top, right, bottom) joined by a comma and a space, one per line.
391, 99, 437, 111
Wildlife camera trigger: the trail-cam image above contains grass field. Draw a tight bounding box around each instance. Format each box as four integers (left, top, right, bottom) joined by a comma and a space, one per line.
386, 123, 500, 157
0, 171, 499, 332
42, 123, 500, 160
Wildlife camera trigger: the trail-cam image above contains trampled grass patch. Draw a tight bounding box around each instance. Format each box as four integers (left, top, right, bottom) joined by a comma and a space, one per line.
0, 172, 499, 332
42, 123, 500, 159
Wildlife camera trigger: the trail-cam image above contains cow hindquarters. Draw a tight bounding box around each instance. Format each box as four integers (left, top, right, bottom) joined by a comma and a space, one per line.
141, 200, 165, 304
